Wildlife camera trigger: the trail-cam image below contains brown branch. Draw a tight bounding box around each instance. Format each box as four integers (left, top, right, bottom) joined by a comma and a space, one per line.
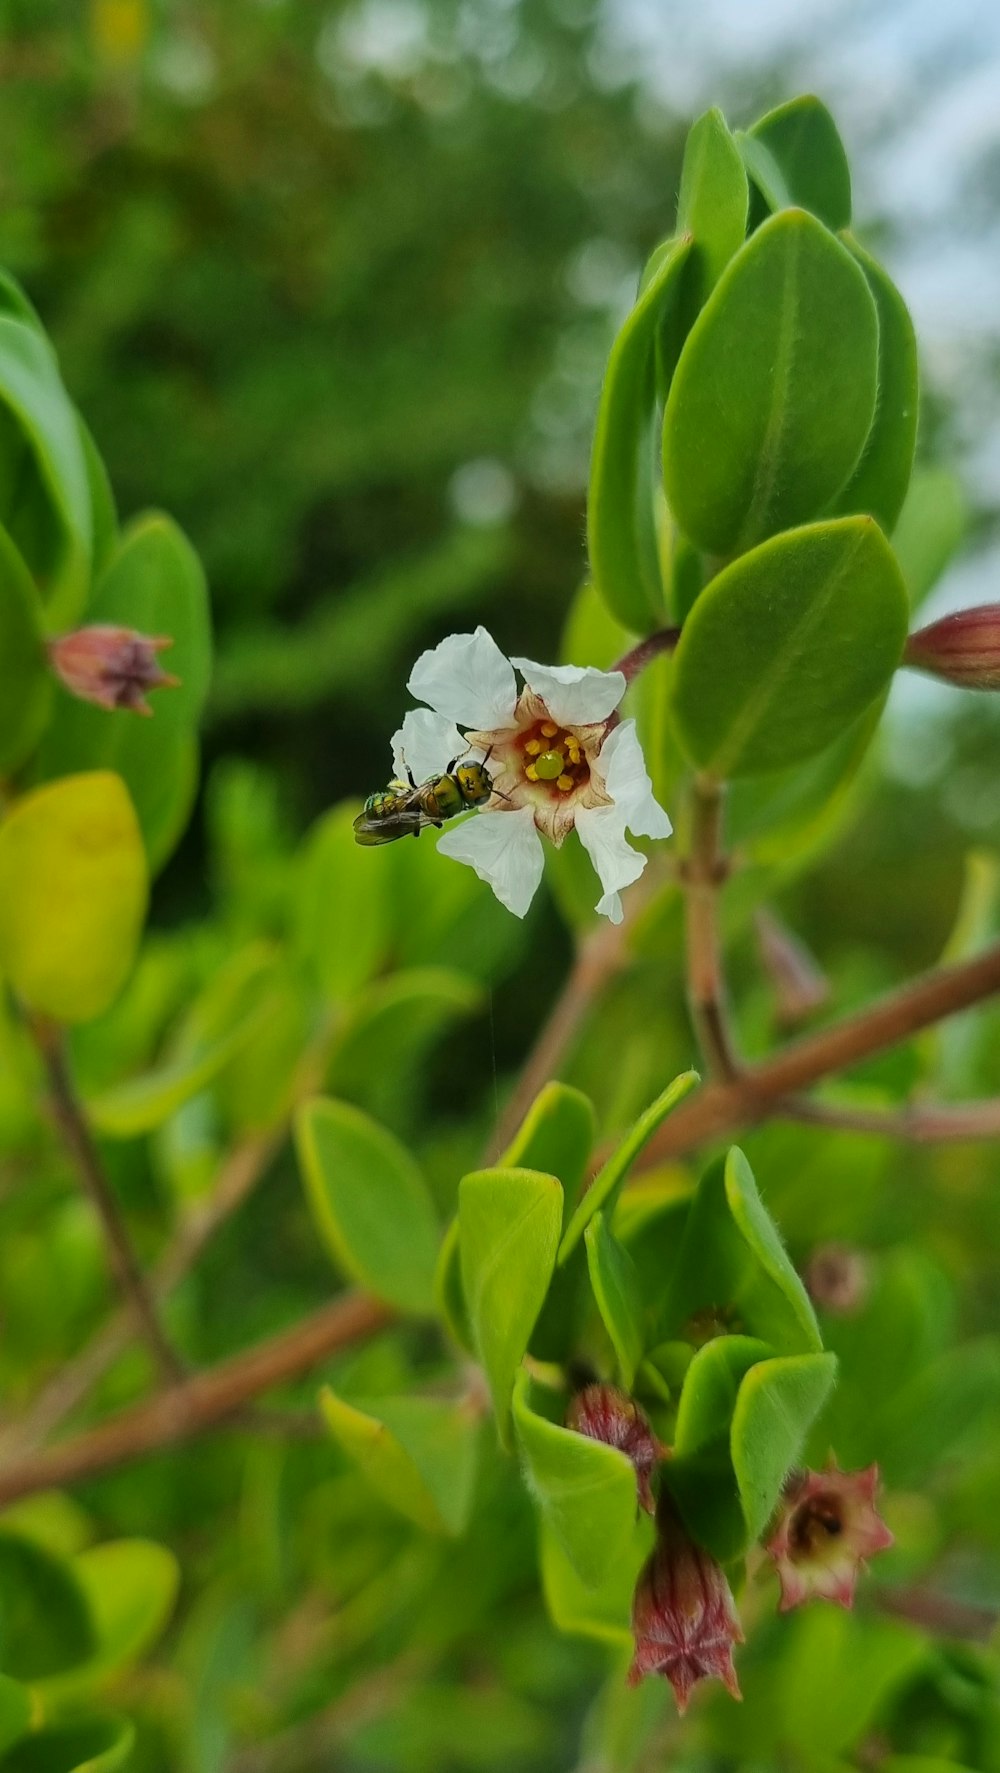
614, 627, 681, 682
29, 1018, 185, 1386
682, 775, 741, 1082
634, 940, 1000, 1168
778, 1095, 1000, 1143
5, 1129, 283, 1456
877, 1583, 998, 1641
0, 1291, 394, 1509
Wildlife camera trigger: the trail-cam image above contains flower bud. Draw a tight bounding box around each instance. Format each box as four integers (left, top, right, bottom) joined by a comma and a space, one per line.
904, 606, 1000, 691
48, 625, 179, 715
566, 1383, 662, 1514
803, 1243, 870, 1316
765, 1461, 893, 1612
628, 1502, 743, 1712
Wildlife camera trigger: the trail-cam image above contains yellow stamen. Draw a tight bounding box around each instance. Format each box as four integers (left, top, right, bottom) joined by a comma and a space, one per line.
524, 738, 543, 755
566, 742, 581, 762
541, 721, 559, 738
557, 774, 574, 792
525, 763, 539, 781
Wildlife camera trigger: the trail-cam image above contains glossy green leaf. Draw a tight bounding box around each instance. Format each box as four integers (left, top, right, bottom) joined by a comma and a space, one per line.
0, 316, 92, 620
832, 236, 918, 531
664, 210, 878, 555
0, 1531, 96, 1682
77, 419, 118, 579
499, 1081, 595, 1222
588, 234, 692, 632
459, 1166, 563, 1443
0, 1714, 135, 1773
86, 1005, 266, 1137
539, 1517, 649, 1646
433, 1216, 473, 1352
779, 1607, 929, 1756
320, 1389, 479, 1535
584, 1212, 644, 1388
666, 1336, 771, 1558
892, 466, 966, 607
0, 772, 147, 1023
514, 1376, 638, 1589
294, 800, 389, 1001
296, 1096, 439, 1314
670, 518, 907, 777
559, 1070, 699, 1261
676, 107, 749, 305
0, 1676, 32, 1759
662, 1148, 822, 1352
732, 1351, 838, 1540
745, 95, 852, 229
326, 967, 482, 1130
0, 527, 50, 773
39, 514, 211, 873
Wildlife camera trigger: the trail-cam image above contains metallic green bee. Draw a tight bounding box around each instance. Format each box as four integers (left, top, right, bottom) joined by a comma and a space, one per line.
353, 753, 496, 845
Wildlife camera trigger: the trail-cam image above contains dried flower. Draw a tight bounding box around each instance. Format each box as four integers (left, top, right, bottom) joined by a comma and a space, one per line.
628, 1503, 743, 1712
49, 625, 179, 715
803, 1243, 870, 1316
566, 1383, 662, 1513
391, 626, 671, 920
904, 605, 1000, 691
765, 1461, 894, 1611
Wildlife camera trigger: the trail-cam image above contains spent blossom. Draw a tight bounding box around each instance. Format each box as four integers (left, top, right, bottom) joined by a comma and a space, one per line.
628, 1500, 743, 1712
392, 626, 671, 920
565, 1383, 662, 1514
765, 1460, 893, 1612
49, 625, 179, 715
904, 605, 1000, 690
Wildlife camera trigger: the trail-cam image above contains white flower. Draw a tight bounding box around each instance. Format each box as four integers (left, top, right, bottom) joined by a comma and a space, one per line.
390, 627, 671, 922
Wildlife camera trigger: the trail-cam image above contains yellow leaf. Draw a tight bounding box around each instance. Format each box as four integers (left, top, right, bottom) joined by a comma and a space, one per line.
0, 772, 147, 1023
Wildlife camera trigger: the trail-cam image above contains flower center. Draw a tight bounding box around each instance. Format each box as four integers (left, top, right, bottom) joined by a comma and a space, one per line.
520, 720, 589, 795
790, 1497, 844, 1558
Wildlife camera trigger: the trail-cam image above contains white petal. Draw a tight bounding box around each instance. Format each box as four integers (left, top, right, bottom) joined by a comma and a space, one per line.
391, 709, 468, 783
595, 720, 672, 838
407, 627, 518, 730
436, 806, 544, 919
510, 656, 626, 726
575, 803, 647, 923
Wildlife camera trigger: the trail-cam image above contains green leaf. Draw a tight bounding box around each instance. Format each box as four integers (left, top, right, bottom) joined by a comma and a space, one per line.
539, 1516, 650, 1646
588, 235, 693, 632
667, 1335, 772, 1559
459, 1166, 563, 1444
664, 210, 878, 555
296, 1096, 440, 1314
584, 1212, 644, 1388
670, 518, 907, 777
513, 1374, 639, 1589
86, 1003, 266, 1137
559, 1070, 699, 1261
38, 514, 211, 873
320, 1389, 480, 1535
326, 968, 482, 1130
433, 1216, 473, 1352
745, 96, 852, 229
0, 772, 147, 1024
40, 1541, 180, 1700
0, 1714, 135, 1773
662, 1148, 823, 1353
294, 800, 389, 1001
779, 1607, 929, 1756
0, 317, 92, 621
731, 1351, 838, 1540
0, 1531, 96, 1682
0, 1677, 32, 1759
832, 236, 918, 532
499, 1081, 595, 1222
676, 108, 749, 305
892, 466, 966, 607
0, 527, 50, 773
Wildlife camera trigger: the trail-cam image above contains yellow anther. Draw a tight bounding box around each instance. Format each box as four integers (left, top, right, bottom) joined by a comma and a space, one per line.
541, 721, 559, 738
525, 763, 539, 781
524, 738, 543, 755
557, 774, 574, 792
566, 741, 581, 762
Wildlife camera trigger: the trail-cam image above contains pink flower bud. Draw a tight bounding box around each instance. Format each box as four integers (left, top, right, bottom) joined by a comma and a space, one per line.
566, 1383, 663, 1514
628, 1504, 743, 1712
803, 1243, 870, 1316
48, 625, 179, 715
904, 606, 1000, 690
765, 1461, 894, 1612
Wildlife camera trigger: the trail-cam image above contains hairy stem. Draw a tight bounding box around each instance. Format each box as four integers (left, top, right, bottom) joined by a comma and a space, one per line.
613, 626, 682, 682
683, 774, 741, 1081
0, 1291, 394, 1508
30, 1018, 185, 1386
